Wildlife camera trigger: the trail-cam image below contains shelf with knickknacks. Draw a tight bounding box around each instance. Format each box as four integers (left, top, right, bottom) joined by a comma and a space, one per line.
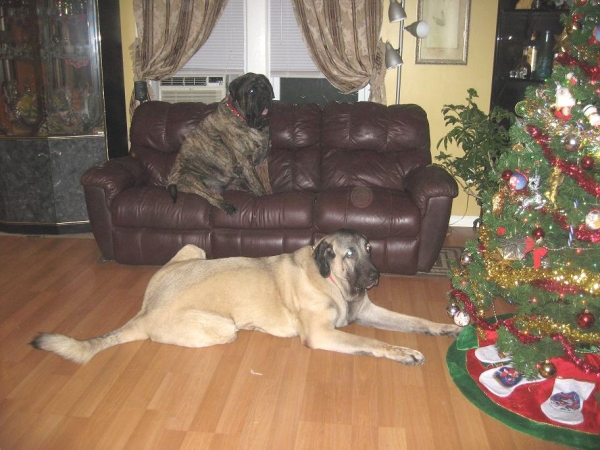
0, 0, 102, 136
0, 0, 127, 235
491, 0, 564, 112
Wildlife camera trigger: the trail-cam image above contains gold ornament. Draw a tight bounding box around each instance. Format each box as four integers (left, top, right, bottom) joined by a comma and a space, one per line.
554, 31, 567, 53
538, 360, 557, 379
492, 191, 506, 216
512, 143, 526, 152
567, 21, 581, 35
544, 166, 564, 207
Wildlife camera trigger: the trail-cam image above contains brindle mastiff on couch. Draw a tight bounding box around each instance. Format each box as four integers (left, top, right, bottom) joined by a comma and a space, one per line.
32, 230, 460, 365
167, 72, 274, 215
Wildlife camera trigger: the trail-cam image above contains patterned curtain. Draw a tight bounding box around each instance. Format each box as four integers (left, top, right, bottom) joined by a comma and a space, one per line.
291, 0, 386, 104
131, 0, 228, 108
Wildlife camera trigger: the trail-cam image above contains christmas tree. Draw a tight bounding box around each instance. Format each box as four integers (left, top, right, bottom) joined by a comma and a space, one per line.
447, 2, 600, 380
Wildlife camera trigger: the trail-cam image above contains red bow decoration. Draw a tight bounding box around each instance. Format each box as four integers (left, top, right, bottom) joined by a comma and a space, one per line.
524, 236, 548, 269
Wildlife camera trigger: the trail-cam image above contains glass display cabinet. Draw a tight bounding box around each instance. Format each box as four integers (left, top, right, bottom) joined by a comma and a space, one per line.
0, 0, 104, 137
490, 0, 564, 112
0, 0, 126, 234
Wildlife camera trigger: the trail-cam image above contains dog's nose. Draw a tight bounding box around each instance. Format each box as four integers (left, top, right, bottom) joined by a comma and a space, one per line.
367, 270, 380, 287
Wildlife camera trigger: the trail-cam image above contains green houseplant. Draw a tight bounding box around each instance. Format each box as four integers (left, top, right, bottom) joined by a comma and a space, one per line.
435, 89, 515, 210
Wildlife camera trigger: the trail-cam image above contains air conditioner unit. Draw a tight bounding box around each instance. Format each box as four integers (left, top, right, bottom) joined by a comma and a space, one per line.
158, 75, 226, 103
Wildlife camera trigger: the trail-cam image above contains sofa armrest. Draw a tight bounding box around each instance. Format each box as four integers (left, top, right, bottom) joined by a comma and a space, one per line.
404, 165, 459, 272
81, 157, 148, 208
81, 157, 148, 261
404, 165, 458, 214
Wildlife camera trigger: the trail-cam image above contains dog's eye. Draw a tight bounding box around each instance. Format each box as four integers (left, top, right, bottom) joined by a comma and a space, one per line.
346, 248, 355, 258
366, 243, 372, 254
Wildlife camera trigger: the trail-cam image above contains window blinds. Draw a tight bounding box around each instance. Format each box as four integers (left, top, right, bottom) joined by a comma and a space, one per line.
177, 0, 245, 75
269, 0, 321, 77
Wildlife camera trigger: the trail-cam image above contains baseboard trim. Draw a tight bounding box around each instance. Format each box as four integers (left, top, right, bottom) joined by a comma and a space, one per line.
449, 215, 479, 228
0, 221, 91, 235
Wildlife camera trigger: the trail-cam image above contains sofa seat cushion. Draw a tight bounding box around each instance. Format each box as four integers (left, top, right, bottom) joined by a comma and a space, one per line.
314, 188, 420, 239
320, 148, 409, 191
112, 186, 211, 229
212, 191, 315, 229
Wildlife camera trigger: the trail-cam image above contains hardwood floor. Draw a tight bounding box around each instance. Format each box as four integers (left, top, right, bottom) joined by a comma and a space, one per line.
0, 229, 569, 449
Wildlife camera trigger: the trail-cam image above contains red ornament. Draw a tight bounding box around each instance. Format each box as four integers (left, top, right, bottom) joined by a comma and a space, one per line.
581, 156, 595, 170
501, 169, 513, 181
575, 0, 588, 5
526, 125, 541, 138
532, 227, 545, 239
577, 310, 595, 329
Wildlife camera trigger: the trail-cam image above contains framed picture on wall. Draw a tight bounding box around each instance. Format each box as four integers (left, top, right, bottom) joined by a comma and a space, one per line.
416, 0, 471, 65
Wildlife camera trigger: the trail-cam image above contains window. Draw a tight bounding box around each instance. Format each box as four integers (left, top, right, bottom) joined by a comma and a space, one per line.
268, 0, 361, 105
269, 0, 319, 77
175, 0, 364, 104
177, 0, 245, 75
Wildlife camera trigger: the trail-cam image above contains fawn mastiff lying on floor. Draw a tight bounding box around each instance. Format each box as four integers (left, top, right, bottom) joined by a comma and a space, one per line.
32, 229, 460, 365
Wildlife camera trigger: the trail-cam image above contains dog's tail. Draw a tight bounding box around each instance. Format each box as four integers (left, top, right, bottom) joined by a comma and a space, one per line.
31, 319, 147, 364
167, 184, 178, 203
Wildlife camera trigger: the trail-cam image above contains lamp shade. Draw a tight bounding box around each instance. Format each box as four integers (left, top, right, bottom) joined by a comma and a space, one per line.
405, 20, 430, 39
385, 42, 403, 69
388, 0, 406, 23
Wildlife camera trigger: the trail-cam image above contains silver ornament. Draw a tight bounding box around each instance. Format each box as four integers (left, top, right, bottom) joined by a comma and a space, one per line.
460, 251, 473, 266
563, 134, 581, 152
446, 304, 460, 317
453, 310, 471, 327
585, 209, 600, 230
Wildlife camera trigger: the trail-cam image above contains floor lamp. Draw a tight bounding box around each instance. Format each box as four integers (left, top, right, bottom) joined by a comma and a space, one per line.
385, 0, 430, 104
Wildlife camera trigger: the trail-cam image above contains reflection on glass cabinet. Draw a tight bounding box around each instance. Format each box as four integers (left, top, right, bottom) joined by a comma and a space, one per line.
0, 0, 104, 137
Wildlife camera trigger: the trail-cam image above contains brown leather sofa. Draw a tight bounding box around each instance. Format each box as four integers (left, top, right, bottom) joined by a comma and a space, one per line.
81, 100, 458, 274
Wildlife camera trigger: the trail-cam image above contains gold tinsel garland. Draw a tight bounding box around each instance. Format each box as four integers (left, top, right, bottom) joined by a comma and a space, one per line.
479, 226, 600, 295
514, 315, 600, 346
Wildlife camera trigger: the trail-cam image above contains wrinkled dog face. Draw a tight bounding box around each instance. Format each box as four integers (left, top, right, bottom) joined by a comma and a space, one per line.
229, 73, 274, 130
313, 229, 380, 299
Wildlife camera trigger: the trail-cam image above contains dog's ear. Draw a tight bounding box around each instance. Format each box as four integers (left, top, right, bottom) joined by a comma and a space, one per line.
228, 77, 240, 98
259, 74, 275, 99
313, 240, 335, 278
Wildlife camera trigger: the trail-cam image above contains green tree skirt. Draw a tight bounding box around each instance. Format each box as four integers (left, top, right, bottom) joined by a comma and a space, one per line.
446, 331, 599, 450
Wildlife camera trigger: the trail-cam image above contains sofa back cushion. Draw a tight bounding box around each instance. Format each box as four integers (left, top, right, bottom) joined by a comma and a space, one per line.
129, 101, 323, 190
129, 101, 217, 186
320, 102, 431, 191
128, 100, 431, 193
269, 102, 322, 192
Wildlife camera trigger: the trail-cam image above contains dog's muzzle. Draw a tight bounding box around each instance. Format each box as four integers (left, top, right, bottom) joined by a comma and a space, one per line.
365, 270, 380, 289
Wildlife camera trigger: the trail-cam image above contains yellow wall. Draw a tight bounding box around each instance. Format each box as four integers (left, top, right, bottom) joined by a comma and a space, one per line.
118, 0, 498, 218
119, 0, 135, 127
382, 0, 498, 218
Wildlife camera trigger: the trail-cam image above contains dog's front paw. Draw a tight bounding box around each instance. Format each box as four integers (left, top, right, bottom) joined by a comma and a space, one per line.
167, 184, 178, 203
400, 349, 425, 366
221, 202, 238, 215
387, 345, 425, 365
441, 324, 462, 337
